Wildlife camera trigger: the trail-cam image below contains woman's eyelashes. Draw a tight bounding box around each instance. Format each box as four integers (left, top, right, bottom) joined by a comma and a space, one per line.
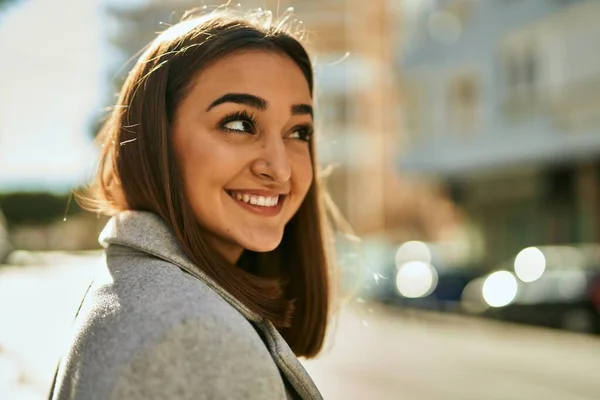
287, 124, 313, 142
218, 110, 257, 134
217, 110, 313, 142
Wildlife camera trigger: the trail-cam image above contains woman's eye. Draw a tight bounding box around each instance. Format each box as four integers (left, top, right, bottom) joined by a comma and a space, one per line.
288, 127, 312, 142
223, 120, 252, 132
218, 110, 257, 134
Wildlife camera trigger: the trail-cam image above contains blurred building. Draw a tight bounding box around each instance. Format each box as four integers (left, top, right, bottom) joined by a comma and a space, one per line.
0, 0, 101, 193
104, 0, 410, 236
305, 0, 403, 236
398, 0, 600, 264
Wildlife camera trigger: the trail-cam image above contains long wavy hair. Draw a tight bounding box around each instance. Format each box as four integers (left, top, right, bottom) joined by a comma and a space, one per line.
79, 8, 335, 358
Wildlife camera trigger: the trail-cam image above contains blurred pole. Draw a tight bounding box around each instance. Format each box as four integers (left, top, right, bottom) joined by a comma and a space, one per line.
342, 0, 402, 235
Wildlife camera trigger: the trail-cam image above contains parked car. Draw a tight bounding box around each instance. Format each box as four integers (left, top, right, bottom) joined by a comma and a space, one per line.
385, 241, 483, 311
461, 244, 600, 334
337, 235, 483, 311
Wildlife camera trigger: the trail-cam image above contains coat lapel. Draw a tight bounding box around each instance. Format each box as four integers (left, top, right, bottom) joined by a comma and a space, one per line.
99, 211, 322, 400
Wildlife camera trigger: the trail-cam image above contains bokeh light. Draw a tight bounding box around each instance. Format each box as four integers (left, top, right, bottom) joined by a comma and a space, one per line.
514, 247, 546, 283
395, 261, 438, 298
395, 241, 432, 266
482, 271, 518, 307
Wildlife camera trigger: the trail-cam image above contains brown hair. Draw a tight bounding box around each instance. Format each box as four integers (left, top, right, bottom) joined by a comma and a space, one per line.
80, 8, 333, 358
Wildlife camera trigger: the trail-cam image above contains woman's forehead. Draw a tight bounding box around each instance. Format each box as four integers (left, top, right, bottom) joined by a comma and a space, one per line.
188, 50, 312, 105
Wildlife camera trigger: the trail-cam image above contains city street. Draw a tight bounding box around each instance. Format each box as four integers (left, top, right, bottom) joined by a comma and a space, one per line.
2, 0, 600, 399
1, 253, 600, 400
303, 302, 600, 400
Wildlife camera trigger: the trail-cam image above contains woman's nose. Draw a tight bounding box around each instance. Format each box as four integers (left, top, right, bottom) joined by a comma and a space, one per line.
250, 137, 292, 183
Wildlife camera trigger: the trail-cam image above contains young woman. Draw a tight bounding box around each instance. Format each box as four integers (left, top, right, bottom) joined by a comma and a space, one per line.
49, 7, 334, 400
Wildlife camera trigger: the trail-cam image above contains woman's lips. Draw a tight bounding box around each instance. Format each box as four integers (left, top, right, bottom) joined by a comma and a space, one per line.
225, 190, 285, 216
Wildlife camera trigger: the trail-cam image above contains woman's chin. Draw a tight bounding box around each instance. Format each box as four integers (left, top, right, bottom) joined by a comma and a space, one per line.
242, 240, 281, 253
237, 232, 284, 253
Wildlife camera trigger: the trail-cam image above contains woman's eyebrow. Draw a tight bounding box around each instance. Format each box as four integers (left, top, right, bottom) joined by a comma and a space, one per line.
206, 92, 313, 119
206, 93, 267, 111
291, 104, 313, 119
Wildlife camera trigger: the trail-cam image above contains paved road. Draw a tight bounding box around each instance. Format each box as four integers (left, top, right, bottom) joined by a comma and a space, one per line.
1, 254, 600, 399
0, 252, 100, 400
303, 304, 600, 399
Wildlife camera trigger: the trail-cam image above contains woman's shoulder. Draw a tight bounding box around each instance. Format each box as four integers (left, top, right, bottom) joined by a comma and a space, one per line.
53, 246, 286, 399
83, 245, 252, 337
74, 247, 272, 356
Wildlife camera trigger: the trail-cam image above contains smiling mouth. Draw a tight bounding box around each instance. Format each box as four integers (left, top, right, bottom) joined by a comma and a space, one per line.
224, 190, 287, 216
225, 190, 282, 206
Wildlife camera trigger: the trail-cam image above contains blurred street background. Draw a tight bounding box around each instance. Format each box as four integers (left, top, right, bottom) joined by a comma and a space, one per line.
2, 0, 600, 398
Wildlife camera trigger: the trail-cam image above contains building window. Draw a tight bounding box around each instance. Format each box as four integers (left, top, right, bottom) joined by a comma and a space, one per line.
447, 72, 480, 135
502, 43, 539, 113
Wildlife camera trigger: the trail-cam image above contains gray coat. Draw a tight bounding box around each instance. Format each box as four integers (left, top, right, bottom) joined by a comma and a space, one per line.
49, 211, 323, 400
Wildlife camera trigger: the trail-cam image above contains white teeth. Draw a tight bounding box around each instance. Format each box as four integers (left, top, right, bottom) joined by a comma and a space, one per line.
229, 191, 280, 207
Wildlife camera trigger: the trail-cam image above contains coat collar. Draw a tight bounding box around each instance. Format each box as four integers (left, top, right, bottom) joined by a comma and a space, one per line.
99, 211, 322, 400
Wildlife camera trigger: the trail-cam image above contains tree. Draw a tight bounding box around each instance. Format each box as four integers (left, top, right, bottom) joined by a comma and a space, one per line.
0, 0, 20, 20
0, 0, 18, 7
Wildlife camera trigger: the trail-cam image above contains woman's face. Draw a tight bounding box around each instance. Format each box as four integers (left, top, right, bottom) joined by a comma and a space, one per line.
172, 50, 314, 263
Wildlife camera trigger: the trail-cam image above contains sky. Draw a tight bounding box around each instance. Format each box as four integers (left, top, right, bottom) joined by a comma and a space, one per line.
0, 0, 108, 192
